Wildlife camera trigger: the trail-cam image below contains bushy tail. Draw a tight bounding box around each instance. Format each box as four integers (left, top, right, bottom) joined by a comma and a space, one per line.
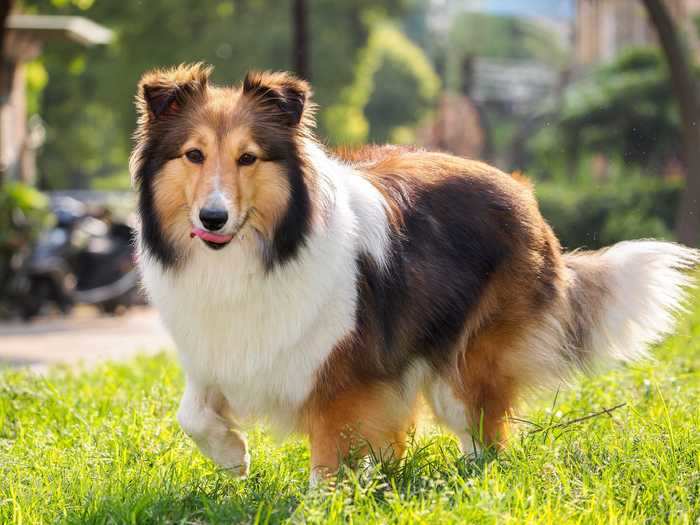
561, 240, 699, 371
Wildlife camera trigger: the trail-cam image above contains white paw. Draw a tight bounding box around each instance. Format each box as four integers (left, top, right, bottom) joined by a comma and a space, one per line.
222, 451, 250, 478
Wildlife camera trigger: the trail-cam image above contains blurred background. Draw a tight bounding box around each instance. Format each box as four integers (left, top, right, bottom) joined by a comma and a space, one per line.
1, 0, 699, 364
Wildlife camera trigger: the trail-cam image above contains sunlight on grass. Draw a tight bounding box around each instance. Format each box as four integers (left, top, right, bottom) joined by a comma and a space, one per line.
1, 285, 699, 523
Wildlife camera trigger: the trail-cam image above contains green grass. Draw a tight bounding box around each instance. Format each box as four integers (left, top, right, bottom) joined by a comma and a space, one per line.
2, 290, 700, 524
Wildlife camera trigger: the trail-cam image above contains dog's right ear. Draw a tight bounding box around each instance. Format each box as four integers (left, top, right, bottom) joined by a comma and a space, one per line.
136, 63, 212, 119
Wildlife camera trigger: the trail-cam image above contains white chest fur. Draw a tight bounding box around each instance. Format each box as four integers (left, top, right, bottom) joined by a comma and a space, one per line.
139, 150, 390, 433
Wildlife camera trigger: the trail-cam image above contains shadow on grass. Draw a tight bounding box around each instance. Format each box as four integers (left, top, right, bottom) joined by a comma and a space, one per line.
60, 435, 495, 525
61, 471, 306, 524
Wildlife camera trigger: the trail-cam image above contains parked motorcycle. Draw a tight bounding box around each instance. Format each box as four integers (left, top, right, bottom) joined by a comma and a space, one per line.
17, 197, 140, 320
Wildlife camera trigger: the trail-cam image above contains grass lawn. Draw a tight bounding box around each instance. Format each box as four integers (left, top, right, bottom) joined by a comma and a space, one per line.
2, 288, 699, 523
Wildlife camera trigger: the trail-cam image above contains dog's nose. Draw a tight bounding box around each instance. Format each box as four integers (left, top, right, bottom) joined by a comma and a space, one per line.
199, 207, 228, 231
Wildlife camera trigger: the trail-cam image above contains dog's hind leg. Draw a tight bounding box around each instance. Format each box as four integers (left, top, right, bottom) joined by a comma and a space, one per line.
428, 330, 519, 456
177, 378, 250, 476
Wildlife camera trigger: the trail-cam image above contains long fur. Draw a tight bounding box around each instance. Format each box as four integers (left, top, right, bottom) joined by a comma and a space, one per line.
131, 64, 699, 482
568, 241, 699, 365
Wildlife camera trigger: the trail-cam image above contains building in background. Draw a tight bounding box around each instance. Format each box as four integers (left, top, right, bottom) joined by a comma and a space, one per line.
470, 58, 560, 114
1, 15, 111, 184
575, 0, 700, 66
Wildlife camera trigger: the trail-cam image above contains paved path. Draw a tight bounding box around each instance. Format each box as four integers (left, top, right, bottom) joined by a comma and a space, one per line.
0, 307, 173, 370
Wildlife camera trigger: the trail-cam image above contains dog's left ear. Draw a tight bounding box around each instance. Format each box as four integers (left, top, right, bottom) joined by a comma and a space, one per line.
242, 71, 313, 127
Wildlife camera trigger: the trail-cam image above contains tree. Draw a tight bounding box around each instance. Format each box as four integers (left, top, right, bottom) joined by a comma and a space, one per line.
323, 22, 440, 145
641, 0, 700, 246
553, 48, 679, 172
24, 0, 412, 189
0, 0, 15, 182
0, 0, 14, 103
292, 0, 309, 79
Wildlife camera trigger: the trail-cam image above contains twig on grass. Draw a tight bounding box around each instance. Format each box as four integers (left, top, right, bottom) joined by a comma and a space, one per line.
524, 402, 627, 438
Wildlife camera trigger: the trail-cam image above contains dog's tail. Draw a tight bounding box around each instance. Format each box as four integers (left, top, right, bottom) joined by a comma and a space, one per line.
531, 241, 699, 380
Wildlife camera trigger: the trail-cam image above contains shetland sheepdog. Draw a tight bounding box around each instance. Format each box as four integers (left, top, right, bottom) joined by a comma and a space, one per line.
131, 64, 698, 483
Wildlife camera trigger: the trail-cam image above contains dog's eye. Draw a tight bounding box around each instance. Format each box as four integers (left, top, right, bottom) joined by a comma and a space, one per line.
238, 153, 257, 166
185, 149, 205, 164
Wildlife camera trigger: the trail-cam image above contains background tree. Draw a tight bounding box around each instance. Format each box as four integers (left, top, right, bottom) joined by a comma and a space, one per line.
641, 0, 700, 246
0, 1, 12, 65
547, 48, 680, 176
22, 0, 411, 189
0, 0, 15, 182
292, 0, 309, 80
323, 21, 440, 145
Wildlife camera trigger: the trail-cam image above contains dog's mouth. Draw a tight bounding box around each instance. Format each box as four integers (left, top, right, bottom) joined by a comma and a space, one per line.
190, 210, 251, 250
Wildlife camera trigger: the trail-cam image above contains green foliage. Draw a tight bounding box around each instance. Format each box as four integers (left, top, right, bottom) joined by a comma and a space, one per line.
324, 21, 440, 145
525, 46, 685, 249
536, 175, 681, 250
24, 59, 48, 116
0, 181, 51, 251
525, 120, 571, 179
2, 286, 700, 522
23, 0, 412, 189
534, 48, 680, 172
90, 171, 132, 191
0, 182, 52, 300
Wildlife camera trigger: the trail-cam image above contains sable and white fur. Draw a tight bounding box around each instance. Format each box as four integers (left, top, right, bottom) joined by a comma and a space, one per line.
140, 145, 375, 431
131, 64, 699, 482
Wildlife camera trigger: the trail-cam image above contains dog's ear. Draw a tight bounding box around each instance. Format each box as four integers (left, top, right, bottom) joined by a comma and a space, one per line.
136, 63, 212, 119
242, 71, 313, 127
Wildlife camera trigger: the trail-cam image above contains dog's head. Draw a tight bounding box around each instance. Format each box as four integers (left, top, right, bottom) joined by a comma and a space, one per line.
131, 63, 315, 268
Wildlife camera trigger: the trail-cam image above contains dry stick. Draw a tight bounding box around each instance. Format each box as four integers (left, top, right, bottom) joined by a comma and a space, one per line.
525, 402, 627, 437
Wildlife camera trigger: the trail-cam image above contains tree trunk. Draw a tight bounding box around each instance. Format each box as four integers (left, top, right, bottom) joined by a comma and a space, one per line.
641, 0, 700, 246
0, 1, 11, 62
292, 0, 310, 80
0, 0, 13, 184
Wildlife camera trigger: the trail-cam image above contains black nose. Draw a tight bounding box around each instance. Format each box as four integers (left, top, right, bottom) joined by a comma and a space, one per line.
199, 207, 228, 231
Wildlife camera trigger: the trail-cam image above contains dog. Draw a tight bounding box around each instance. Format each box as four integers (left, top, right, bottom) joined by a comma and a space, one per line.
131, 63, 698, 483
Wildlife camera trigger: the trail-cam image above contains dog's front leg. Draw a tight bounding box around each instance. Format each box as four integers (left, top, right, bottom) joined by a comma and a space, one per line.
177, 378, 250, 477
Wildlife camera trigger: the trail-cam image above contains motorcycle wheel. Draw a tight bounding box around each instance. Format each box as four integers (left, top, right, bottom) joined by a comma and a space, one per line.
20, 277, 51, 321
99, 299, 124, 315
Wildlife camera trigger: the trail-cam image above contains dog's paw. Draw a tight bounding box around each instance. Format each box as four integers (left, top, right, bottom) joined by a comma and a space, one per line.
219, 450, 250, 478
309, 465, 337, 488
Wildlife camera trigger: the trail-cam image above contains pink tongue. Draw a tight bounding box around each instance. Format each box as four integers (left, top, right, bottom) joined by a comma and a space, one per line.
190, 227, 233, 244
